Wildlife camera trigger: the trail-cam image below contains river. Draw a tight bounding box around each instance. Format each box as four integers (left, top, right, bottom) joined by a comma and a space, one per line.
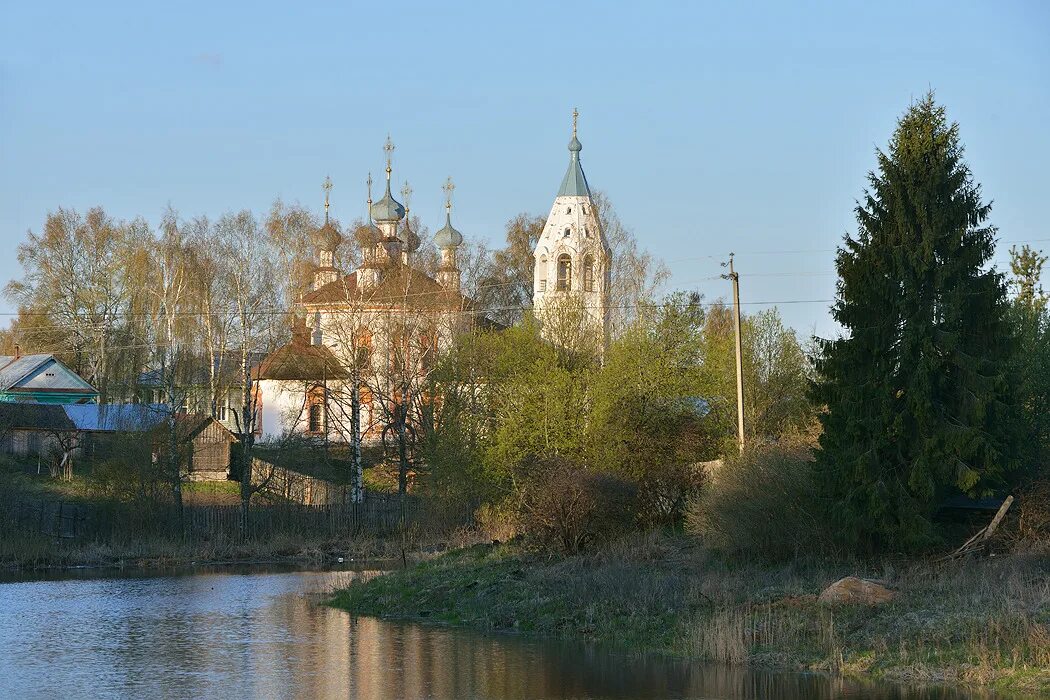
0, 567, 999, 699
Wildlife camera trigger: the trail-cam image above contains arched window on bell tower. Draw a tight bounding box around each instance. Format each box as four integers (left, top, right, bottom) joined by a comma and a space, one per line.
583, 255, 595, 292
556, 254, 572, 291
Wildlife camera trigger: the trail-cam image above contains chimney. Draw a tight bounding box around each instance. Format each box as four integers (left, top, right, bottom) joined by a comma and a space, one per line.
14, 344, 20, 359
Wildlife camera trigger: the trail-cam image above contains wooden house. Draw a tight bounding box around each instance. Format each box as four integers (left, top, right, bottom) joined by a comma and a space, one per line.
0, 353, 98, 404
0, 403, 236, 481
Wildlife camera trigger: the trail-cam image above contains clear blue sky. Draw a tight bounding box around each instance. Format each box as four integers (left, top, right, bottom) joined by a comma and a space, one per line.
2, 1, 1047, 337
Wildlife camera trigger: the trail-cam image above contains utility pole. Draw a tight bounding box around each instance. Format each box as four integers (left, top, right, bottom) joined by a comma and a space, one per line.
721, 253, 745, 453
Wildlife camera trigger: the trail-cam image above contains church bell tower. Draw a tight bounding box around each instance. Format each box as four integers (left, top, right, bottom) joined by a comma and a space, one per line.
532, 110, 611, 349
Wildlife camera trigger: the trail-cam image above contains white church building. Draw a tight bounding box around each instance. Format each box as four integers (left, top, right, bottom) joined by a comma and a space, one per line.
254, 114, 611, 444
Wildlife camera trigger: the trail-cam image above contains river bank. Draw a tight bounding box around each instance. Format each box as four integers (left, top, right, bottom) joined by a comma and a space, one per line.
0, 529, 466, 573
329, 531, 1050, 694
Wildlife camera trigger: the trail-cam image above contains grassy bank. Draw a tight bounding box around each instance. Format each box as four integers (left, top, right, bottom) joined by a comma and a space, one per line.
329, 532, 1050, 694
0, 527, 472, 572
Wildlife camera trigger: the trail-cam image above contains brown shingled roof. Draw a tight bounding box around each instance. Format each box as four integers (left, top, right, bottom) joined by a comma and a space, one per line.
253, 320, 349, 382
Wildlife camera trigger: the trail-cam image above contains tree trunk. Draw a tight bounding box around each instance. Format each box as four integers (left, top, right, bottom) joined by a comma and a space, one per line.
351, 372, 363, 504
238, 350, 254, 539
168, 412, 184, 536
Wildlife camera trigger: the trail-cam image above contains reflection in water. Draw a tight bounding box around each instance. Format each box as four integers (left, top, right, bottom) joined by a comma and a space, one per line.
0, 569, 991, 700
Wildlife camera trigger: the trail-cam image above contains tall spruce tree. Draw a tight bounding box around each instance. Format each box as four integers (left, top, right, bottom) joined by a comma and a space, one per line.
813, 94, 1022, 552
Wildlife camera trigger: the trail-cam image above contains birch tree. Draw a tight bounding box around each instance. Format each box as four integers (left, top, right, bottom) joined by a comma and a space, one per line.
218, 211, 281, 529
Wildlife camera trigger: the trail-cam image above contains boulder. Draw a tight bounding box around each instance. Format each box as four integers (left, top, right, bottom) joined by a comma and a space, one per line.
818, 576, 896, 605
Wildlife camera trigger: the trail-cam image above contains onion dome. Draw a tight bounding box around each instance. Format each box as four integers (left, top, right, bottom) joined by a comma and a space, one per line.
370, 137, 406, 222
370, 180, 405, 222
434, 211, 463, 249
313, 175, 343, 251
402, 218, 421, 253
313, 220, 342, 252
353, 221, 382, 248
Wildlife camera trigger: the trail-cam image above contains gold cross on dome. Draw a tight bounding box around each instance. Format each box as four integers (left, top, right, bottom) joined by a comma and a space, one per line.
443, 176, 455, 212
384, 135, 395, 174
366, 173, 373, 204
401, 181, 412, 210
572, 107, 578, 137
322, 175, 332, 217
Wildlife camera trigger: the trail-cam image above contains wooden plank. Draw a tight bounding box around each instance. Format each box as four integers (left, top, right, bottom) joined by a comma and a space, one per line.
981, 495, 1014, 542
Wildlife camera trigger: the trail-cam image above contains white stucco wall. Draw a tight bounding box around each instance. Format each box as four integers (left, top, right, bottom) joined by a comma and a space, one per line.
533, 194, 611, 344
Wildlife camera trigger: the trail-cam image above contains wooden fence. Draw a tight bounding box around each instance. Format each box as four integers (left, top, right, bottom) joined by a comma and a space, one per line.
0, 497, 92, 540
251, 458, 354, 506
0, 490, 435, 543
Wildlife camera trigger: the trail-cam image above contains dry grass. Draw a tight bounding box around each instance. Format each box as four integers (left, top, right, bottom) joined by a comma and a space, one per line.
0, 520, 486, 572
331, 531, 1050, 693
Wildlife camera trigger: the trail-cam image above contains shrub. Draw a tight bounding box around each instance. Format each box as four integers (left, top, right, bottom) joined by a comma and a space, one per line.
1016, 478, 1050, 547
685, 443, 839, 560
514, 456, 637, 553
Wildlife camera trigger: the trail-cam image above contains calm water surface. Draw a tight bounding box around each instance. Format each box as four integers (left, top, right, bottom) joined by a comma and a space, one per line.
0, 567, 999, 700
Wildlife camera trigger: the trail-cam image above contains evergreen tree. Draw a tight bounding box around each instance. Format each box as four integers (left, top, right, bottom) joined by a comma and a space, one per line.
812, 94, 1023, 552
1009, 244, 1047, 311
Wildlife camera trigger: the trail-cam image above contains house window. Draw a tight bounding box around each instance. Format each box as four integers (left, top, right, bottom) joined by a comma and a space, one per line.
356, 328, 373, 367
389, 330, 410, 374
216, 403, 228, 422
308, 403, 324, 434
556, 254, 572, 291
583, 255, 595, 292
418, 332, 437, 371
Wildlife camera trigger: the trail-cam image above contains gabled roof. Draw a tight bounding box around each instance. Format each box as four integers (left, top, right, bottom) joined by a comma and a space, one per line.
62, 404, 168, 432
0, 354, 98, 397
0, 401, 235, 441
135, 351, 267, 388
0, 403, 75, 432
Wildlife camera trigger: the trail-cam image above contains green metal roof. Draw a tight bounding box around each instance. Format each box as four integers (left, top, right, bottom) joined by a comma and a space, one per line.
557, 136, 591, 198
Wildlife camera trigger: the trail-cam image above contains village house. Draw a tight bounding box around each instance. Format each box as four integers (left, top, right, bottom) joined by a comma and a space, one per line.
0, 403, 236, 481
0, 352, 99, 404
129, 354, 264, 434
